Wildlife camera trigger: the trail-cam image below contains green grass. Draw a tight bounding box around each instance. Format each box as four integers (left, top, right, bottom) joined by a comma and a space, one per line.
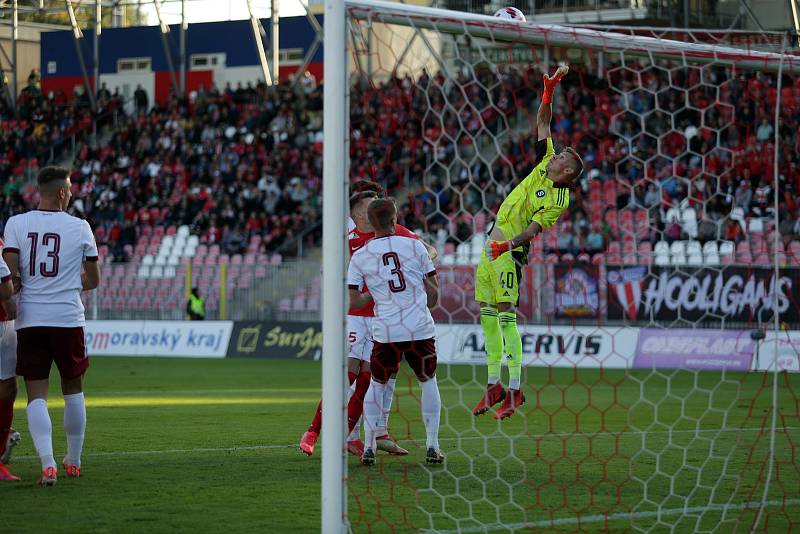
2, 357, 799, 533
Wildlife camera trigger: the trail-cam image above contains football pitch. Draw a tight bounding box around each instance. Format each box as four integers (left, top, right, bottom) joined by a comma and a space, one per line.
3, 357, 799, 533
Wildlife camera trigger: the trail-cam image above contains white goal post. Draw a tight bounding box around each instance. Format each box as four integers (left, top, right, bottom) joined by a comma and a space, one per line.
322, 1, 798, 532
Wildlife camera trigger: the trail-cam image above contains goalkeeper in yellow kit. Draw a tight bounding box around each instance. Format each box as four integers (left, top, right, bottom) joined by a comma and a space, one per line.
473, 66, 584, 420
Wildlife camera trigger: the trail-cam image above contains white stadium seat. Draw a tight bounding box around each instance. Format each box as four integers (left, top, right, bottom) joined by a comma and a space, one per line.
703, 241, 718, 256
687, 254, 703, 266
719, 241, 735, 256
670, 241, 686, 256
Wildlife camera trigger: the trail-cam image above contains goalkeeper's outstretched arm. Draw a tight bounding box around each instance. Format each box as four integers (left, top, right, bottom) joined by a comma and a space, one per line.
537, 65, 568, 141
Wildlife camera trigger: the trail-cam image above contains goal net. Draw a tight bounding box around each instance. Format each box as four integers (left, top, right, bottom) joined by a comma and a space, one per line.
325, 1, 800, 531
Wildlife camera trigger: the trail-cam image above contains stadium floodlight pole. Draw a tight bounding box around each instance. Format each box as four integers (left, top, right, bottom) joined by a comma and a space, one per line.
291, 0, 323, 89
321, 0, 347, 531
344, 0, 800, 73
247, 0, 273, 86
93, 0, 101, 148
93, 0, 101, 98
65, 0, 98, 113
153, 0, 180, 98
271, 0, 279, 84
179, 0, 186, 95
10, 0, 16, 111
791, 0, 800, 39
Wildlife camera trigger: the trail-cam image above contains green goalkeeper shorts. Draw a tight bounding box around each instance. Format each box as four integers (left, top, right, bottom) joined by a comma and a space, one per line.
474, 249, 522, 306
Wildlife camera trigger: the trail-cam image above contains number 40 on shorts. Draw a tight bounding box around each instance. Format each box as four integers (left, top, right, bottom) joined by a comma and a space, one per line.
498, 272, 515, 289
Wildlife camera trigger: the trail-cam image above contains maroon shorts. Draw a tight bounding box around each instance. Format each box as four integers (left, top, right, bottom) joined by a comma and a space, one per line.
371, 338, 437, 383
16, 327, 89, 381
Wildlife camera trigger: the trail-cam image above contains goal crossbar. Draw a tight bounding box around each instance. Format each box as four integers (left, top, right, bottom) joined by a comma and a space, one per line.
347, 0, 800, 73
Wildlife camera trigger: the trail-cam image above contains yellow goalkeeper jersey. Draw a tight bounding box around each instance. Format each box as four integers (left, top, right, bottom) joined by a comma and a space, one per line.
494, 137, 570, 245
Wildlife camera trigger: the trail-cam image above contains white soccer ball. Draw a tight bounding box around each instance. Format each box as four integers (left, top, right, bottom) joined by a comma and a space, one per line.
493, 6, 526, 21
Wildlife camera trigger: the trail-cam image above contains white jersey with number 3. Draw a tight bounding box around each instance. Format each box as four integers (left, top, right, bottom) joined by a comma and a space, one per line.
347, 235, 436, 343
3, 210, 99, 330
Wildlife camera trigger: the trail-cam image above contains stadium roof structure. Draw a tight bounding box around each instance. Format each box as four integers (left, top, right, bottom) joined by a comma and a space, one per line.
0, 0, 321, 112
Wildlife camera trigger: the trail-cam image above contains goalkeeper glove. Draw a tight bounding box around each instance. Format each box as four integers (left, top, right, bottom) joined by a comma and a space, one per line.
489, 240, 513, 260
542, 65, 569, 104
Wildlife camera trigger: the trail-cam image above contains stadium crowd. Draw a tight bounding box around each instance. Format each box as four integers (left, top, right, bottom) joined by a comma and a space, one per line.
385, 64, 800, 259
1, 63, 799, 263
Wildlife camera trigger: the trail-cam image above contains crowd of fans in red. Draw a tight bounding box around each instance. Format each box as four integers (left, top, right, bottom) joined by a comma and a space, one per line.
1, 63, 800, 264
384, 64, 800, 261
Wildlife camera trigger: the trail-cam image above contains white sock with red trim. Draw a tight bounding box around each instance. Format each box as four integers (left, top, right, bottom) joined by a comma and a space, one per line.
64, 392, 86, 467
26, 399, 56, 471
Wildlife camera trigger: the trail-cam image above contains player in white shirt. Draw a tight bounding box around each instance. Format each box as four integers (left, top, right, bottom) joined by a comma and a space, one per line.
2, 166, 101, 486
347, 199, 444, 466
0, 249, 18, 481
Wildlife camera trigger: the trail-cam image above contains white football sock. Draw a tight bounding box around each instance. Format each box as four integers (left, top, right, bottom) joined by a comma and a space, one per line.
345, 380, 361, 442
363, 380, 386, 452
346, 416, 361, 442
382, 377, 396, 433
63, 392, 86, 467
420, 377, 441, 450
26, 398, 56, 470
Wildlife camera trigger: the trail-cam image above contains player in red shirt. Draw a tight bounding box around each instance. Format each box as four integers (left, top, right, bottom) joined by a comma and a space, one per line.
299, 181, 436, 457
0, 238, 19, 481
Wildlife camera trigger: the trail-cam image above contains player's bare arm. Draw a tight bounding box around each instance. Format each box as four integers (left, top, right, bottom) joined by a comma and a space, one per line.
82, 261, 101, 291
1, 297, 16, 320
424, 272, 439, 309
423, 241, 438, 262
537, 64, 568, 141
2, 251, 20, 294
348, 286, 373, 309
0, 277, 12, 302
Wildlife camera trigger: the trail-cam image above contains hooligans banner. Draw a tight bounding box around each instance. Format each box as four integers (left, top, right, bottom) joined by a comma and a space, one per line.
606, 266, 800, 325
554, 263, 600, 318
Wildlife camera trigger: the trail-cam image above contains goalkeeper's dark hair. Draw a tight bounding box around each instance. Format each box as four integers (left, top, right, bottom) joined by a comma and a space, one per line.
563, 147, 585, 181
367, 198, 397, 231
351, 180, 385, 198
350, 190, 378, 210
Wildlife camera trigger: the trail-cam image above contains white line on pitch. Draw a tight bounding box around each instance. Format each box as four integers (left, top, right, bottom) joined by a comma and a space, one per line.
426, 498, 800, 533
14, 444, 295, 460
12, 426, 799, 462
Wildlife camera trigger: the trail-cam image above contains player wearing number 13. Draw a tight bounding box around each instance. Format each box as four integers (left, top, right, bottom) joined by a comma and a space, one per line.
2, 166, 101, 486
473, 66, 584, 420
